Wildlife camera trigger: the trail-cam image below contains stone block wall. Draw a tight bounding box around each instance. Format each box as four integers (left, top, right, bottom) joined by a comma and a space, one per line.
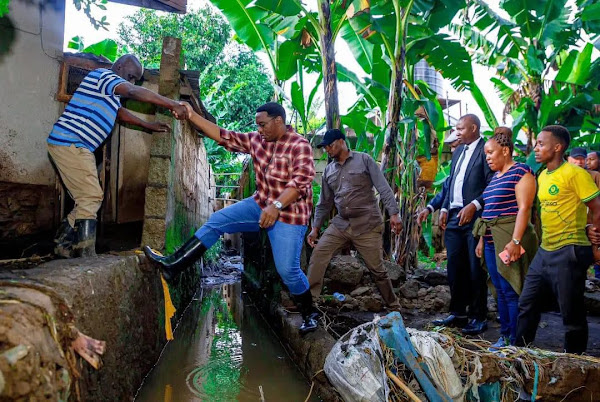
141, 37, 215, 255
141, 118, 215, 253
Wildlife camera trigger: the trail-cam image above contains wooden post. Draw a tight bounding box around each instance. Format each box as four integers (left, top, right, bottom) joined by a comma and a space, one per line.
141, 37, 182, 251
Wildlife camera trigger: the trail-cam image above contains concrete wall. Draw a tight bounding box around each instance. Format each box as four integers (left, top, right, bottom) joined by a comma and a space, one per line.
0, 0, 64, 185
0, 254, 200, 401
0, 0, 64, 240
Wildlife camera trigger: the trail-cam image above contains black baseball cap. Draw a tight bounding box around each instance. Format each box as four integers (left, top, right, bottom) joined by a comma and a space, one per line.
570, 147, 587, 158
317, 129, 346, 148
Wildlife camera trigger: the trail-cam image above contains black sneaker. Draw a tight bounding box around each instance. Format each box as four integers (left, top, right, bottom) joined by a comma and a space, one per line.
299, 316, 318, 335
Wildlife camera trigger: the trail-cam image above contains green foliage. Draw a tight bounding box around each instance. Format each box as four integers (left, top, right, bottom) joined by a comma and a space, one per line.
117, 7, 273, 131
204, 138, 245, 198
201, 44, 274, 131
203, 238, 223, 263
68, 37, 118, 61
73, 0, 110, 30
0, 0, 9, 17
417, 250, 437, 270
456, 0, 600, 160
117, 8, 229, 71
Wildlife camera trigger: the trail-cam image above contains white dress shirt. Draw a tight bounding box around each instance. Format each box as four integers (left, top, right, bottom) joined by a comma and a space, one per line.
442, 136, 482, 212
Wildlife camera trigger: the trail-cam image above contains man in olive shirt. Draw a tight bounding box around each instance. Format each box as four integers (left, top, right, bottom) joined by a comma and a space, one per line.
307, 129, 403, 309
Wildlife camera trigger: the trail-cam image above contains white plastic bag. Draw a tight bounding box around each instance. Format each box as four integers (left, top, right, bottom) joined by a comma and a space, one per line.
407, 329, 464, 401
324, 321, 389, 402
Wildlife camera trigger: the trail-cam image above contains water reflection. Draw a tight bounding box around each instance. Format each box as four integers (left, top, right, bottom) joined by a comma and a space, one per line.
136, 283, 316, 402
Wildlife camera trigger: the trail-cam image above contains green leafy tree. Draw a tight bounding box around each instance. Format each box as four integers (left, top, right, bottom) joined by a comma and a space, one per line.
117, 7, 273, 130
201, 43, 274, 132
117, 8, 229, 72
73, 0, 110, 30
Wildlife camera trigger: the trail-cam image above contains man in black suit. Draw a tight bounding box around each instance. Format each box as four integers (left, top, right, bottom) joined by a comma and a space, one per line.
432, 114, 493, 335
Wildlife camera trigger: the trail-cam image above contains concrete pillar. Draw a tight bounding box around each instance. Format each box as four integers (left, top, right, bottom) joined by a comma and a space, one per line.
141, 37, 181, 250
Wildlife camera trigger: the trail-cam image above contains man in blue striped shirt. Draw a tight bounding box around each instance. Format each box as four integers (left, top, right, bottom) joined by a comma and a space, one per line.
48, 54, 188, 258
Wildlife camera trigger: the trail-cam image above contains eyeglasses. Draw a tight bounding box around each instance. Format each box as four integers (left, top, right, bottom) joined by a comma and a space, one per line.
256, 117, 276, 129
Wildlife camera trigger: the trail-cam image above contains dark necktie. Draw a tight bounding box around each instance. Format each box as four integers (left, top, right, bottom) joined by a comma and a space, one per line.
449, 145, 469, 205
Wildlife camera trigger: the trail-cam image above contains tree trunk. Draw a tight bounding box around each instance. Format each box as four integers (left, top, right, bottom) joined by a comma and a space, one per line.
318, 0, 341, 130
381, 2, 411, 256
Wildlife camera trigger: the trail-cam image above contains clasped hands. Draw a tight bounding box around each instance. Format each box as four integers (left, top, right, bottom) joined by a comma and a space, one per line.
144, 102, 192, 133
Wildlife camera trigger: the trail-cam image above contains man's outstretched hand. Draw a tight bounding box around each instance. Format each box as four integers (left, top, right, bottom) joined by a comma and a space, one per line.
146, 121, 171, 133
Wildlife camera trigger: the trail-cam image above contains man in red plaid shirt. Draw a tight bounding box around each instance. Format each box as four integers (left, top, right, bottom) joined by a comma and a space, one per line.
144, 102, 319, 334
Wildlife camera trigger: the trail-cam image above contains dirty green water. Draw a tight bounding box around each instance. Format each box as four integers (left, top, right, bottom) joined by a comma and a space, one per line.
135, 282, 318, 402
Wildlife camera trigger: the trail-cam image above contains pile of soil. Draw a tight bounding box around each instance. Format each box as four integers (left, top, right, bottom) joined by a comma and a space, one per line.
0, 282, 76, 400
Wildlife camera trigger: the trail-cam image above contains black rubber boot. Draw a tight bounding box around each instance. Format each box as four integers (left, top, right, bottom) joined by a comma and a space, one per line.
54, 219, 76, 258
293, 290, 318, 335
143, 236, 207, 282
74, 219, 97, 258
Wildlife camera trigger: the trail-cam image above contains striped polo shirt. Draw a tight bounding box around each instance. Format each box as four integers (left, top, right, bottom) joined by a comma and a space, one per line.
48, 69, 126, 152
482, 163, 533, 242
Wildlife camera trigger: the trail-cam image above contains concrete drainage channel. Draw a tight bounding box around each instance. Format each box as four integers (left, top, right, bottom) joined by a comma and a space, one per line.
0, 253, 324, 401
135, 281, 318, 401
3, 252, 600, 400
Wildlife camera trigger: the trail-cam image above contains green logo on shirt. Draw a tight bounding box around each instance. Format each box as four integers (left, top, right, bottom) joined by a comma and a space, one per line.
549, 184, 559, 195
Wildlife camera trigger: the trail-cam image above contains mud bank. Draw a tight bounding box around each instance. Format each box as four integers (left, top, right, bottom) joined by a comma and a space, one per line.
0, 253, 200, 400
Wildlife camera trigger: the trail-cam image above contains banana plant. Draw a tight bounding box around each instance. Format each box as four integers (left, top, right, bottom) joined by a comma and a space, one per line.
341, 0, 478, 263
209, 0, 351, 130
455, 0, 600, 154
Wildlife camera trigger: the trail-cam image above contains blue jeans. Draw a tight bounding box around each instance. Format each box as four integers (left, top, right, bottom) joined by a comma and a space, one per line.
485, 242, 520, 344
194, 197, 309, 295
595, 265, 600, 280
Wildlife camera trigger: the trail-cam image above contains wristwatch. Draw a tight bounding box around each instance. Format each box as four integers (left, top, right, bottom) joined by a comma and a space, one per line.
512, 238, 521, 245
273, 200, 283, 210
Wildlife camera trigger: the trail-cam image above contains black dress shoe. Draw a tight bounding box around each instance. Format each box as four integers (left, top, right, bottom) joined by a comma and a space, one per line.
431, 314, 468, 328
461, 319, 488, 335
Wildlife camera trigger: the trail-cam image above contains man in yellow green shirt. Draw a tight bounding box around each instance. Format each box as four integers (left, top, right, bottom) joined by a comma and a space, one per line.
515, 125, 600, 354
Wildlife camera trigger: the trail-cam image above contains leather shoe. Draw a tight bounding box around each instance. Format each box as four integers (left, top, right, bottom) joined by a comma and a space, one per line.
461, 319, 488, 335
431, 314, 468, 328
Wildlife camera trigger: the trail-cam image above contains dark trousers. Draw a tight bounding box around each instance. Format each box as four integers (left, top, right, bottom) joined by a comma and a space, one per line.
444, 209, 488, 320
515, 245, 593, 354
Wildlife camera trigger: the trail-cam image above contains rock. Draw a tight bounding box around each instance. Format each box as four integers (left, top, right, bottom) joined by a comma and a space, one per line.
417, 288, 428, 298
399, 279, 420, 299
383, 261, 406, 285
413, 268, 448, 286
432, 286, 451, 308
350, 286, 371, 297
585, 292, 600, 315
432, 298, 445, 310
360, 296, 384, 312
324, 256, 366, 292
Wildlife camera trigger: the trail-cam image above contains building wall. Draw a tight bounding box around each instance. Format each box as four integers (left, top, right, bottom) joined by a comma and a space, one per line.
0, 0, 64, 185
0, 0, 65, 239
